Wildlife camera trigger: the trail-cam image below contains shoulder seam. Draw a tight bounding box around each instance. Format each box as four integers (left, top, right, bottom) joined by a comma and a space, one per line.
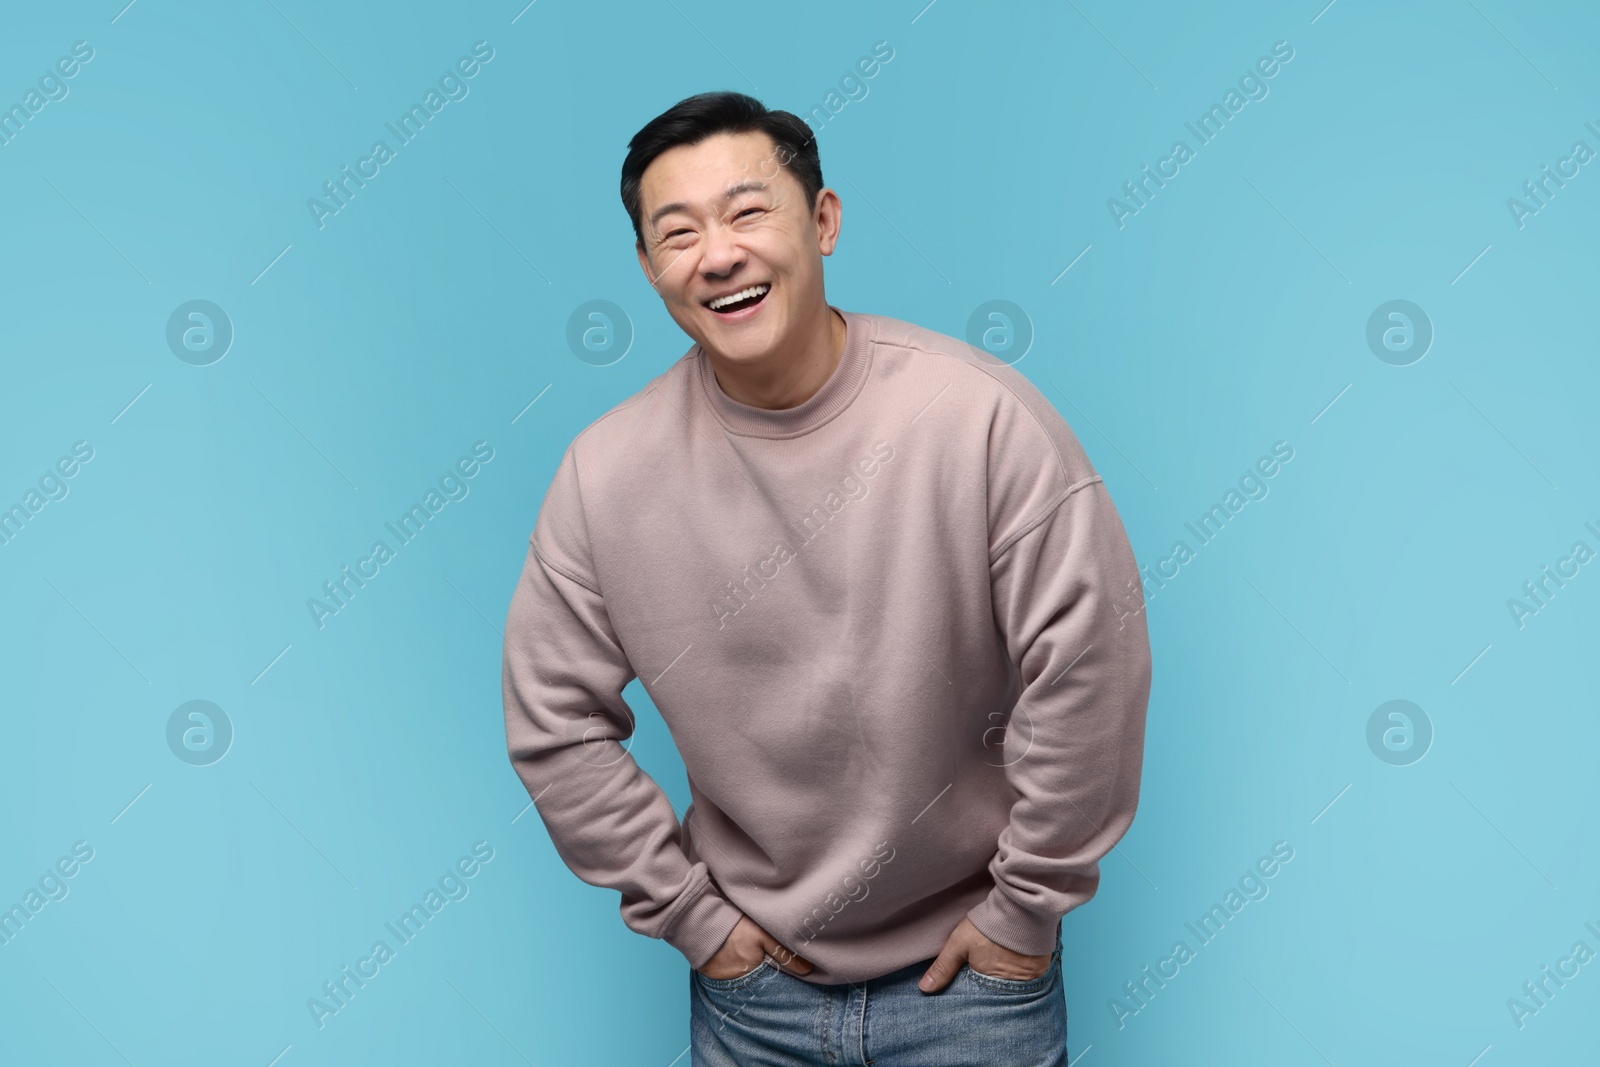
531, 539, 601, 595
882, 338, 1092, 565
889, 338, 1073, 490
989, 474, 1103, 563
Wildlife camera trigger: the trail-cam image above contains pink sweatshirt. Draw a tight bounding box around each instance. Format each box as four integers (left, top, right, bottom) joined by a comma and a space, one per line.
501, 307, 1152, 984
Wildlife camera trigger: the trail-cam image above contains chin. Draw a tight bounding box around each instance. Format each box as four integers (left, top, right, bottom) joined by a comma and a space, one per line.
699, 310, 785, 357
717, 336, 780, 364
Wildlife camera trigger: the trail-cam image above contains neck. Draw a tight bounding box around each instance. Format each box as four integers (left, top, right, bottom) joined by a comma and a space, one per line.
706, 304, 847, 411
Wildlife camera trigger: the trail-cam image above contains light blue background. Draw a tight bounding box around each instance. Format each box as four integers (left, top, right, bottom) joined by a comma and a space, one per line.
2, 0, 1596, 1063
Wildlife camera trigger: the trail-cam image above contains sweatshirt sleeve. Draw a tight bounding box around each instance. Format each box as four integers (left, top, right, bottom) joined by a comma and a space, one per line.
501, 449, 745, 970
965, 468, 1153, 957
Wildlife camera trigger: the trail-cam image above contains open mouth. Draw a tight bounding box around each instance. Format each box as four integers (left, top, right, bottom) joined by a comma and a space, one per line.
704, 283, 771, 315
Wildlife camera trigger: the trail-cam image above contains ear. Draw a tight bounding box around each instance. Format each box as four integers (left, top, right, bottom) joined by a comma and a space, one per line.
813, 188, 842, 256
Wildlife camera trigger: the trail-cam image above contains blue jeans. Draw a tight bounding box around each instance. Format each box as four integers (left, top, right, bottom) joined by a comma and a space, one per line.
689, 932, 1068, 1066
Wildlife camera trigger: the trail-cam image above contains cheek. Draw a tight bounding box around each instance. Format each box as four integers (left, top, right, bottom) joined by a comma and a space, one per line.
763, 234, 809, 277
656, 248, 700, 289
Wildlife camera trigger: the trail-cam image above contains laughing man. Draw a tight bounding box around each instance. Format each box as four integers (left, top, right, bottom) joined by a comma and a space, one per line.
502, 91, 1152, 1066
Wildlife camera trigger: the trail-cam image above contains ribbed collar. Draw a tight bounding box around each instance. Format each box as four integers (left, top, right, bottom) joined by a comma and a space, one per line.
695, 306, 873, 438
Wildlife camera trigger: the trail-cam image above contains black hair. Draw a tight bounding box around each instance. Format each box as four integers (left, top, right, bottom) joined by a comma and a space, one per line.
620, 91, 823, 248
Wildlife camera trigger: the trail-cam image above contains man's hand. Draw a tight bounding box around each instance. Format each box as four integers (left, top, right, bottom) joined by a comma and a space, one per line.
918, 917, 1052, 993
697, 915, 815, 980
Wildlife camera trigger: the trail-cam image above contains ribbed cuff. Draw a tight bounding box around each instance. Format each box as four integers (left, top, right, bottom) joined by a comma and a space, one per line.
966, 887, 1062, 957
662, 880, 745, 970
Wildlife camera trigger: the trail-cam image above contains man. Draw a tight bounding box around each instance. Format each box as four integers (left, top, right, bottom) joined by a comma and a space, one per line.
501, 91, 1152, 1066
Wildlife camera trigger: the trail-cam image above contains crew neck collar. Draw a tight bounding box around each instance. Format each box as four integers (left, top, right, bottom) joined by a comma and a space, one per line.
695, 306, 873, 439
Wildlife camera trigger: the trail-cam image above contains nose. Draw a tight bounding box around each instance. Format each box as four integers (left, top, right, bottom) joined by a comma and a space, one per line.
698, 221, 745, 280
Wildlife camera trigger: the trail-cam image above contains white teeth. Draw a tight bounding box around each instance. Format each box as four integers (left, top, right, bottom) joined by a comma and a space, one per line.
707, 284, 770, 310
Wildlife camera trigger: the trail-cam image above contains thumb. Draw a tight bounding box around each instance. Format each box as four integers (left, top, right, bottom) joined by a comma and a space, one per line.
761, 931, 814, 975
919, 939, 967, 993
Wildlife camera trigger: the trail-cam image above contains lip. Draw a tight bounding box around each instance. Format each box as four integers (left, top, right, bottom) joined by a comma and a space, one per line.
702, 281, 772, 323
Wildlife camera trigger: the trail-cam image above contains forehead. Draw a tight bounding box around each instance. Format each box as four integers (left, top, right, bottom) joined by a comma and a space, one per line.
639, 129, 794, 214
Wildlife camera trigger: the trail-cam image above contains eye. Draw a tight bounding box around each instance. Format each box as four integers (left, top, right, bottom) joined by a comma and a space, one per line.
734, 207, 763, 220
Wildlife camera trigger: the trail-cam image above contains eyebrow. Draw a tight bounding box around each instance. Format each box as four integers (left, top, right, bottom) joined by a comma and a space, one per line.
647, 179, 769, 232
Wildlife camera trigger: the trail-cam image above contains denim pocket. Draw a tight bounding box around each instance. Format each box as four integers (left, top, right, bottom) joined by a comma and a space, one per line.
965, 950, 1059, 995
695, 957, 776, 992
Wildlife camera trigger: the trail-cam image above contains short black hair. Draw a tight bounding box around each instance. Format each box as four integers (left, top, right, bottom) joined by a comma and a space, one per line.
620, 91, 823, 248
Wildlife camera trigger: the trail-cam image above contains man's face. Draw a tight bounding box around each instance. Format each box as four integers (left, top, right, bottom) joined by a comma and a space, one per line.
635, 130, 840, 366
